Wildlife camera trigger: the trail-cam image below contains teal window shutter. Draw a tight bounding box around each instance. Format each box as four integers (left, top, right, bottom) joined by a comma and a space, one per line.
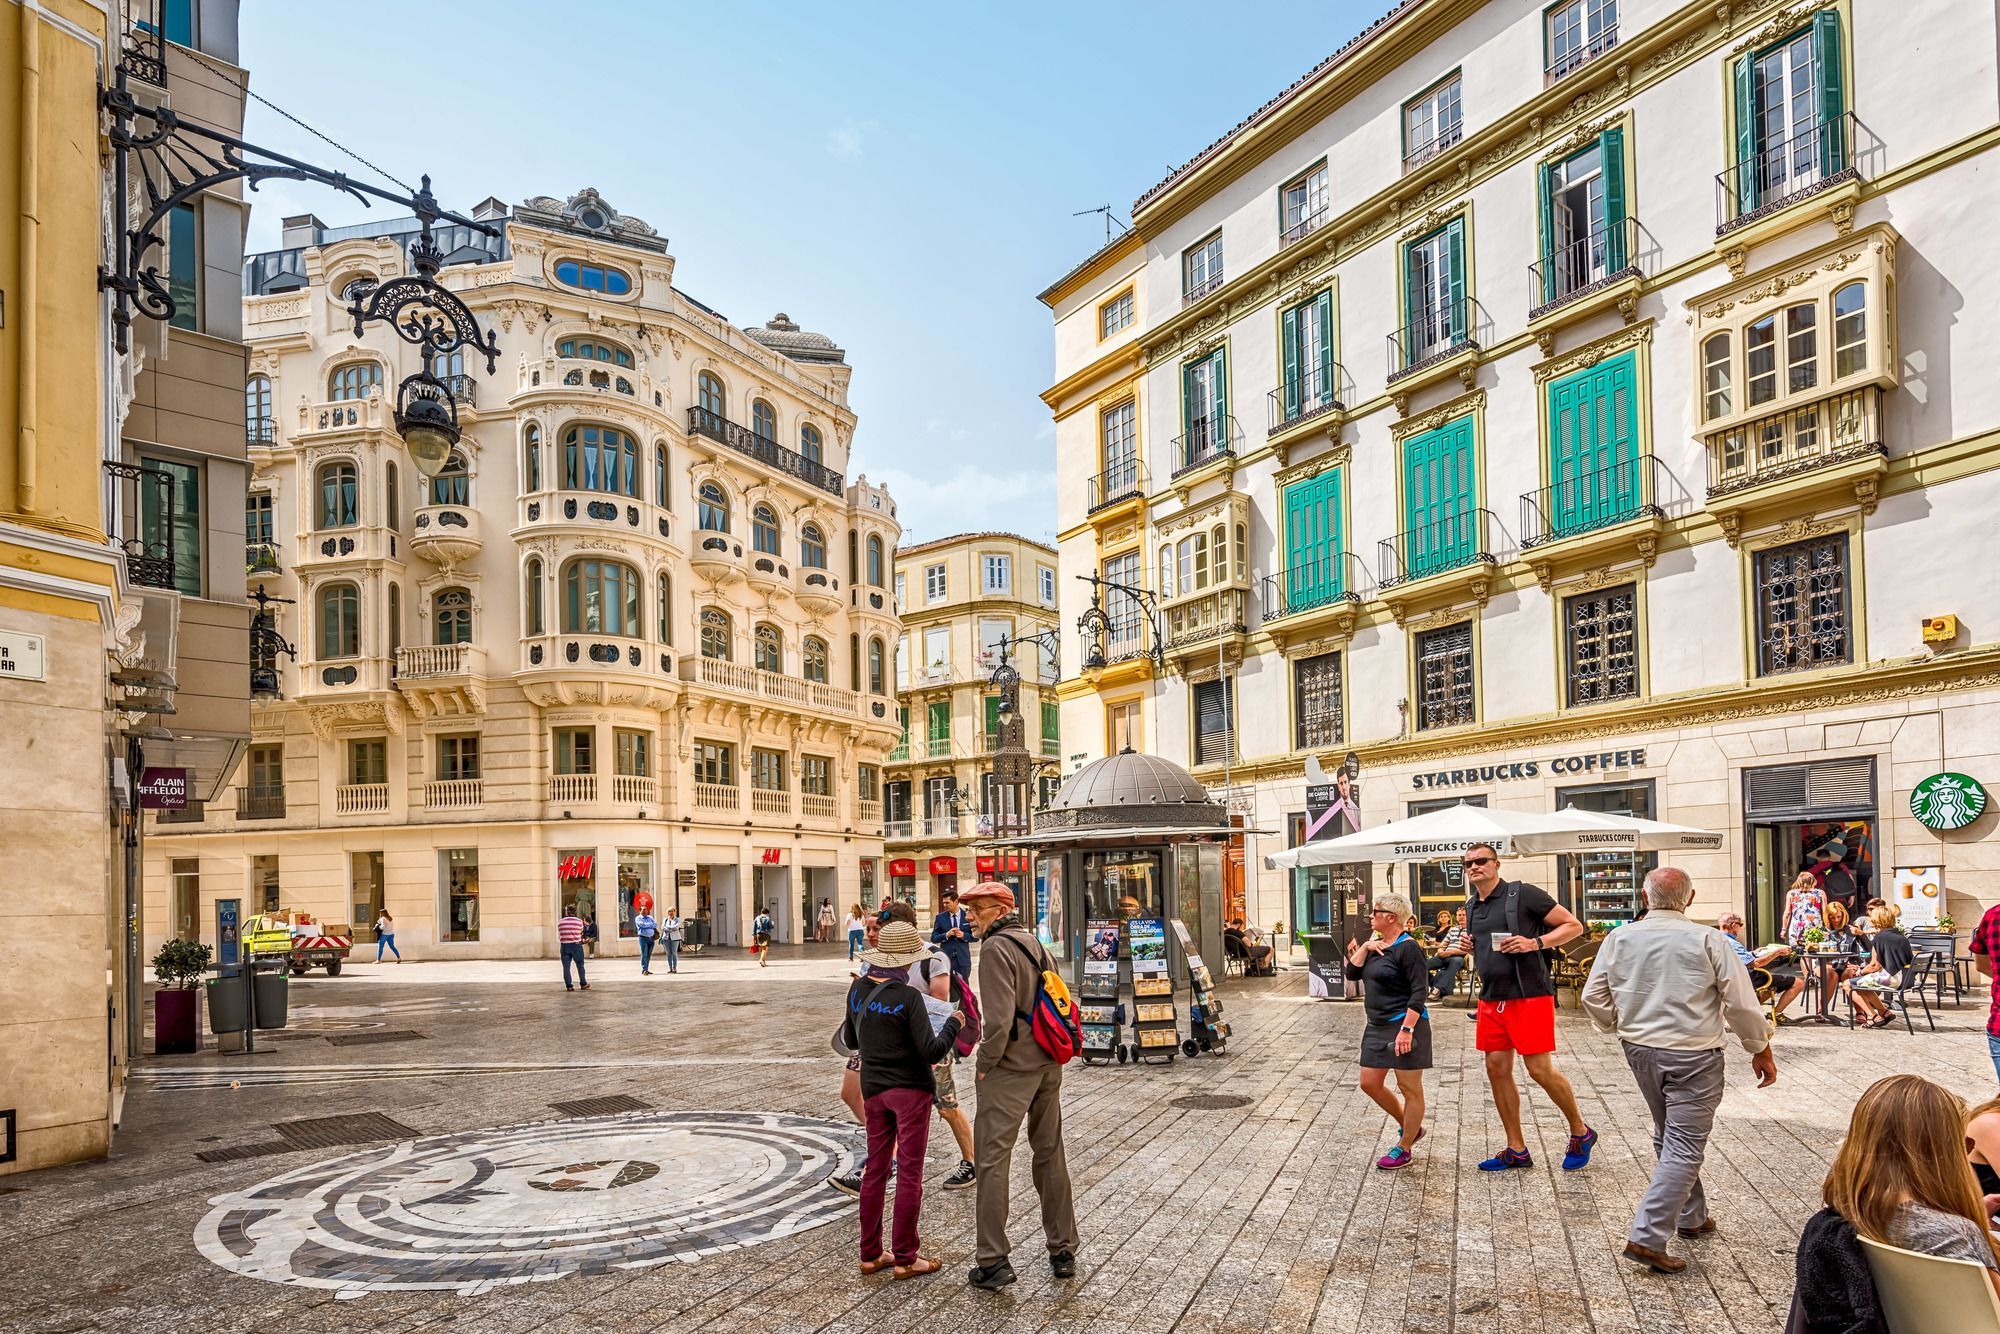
1732, 54, 1758, 213
1280, 303, 1301, 419
1444, 219, 1468, 343
1313, 289, 1335, 399
1403, 420, 1474, 577
1536, 161, 1556, 305
1813, 10, 1846, 174
1282, 472, 1345, 607
1547, 352, 1641, 535
1599, 127, 1627, 271
1212, 349, 1228, 426
1401, 240, 1420, 346
1181, 359, 1198, 435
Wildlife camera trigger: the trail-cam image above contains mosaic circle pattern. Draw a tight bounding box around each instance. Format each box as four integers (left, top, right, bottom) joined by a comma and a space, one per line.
195, 1110, 861, 1294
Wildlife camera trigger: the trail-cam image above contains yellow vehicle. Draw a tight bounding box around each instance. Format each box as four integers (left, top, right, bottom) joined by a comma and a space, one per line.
243, 912, 353, 977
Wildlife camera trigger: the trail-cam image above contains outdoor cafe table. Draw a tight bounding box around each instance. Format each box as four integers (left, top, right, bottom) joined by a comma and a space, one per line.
1800, 948, 1854, 1026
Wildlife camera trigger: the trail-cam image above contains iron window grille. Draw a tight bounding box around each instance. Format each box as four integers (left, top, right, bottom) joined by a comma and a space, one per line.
1563, 584, 1639, 707
1755, 534, 1851, 676
1415, 623, 1475, 730
1293, 651, 1345, 749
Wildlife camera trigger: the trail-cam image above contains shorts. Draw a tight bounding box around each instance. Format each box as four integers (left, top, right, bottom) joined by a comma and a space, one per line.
931, 1057, 959, 1112
1359, 1018, 1433, 1071
1475, 995, 1558, 1056
754, 932, 771, 947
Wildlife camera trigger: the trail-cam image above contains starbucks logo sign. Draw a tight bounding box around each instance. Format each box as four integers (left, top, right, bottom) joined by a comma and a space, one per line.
1911, 772, 1988, 831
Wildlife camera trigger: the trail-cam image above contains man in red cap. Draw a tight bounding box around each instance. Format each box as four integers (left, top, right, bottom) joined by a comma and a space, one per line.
959, 880, 1078, 1291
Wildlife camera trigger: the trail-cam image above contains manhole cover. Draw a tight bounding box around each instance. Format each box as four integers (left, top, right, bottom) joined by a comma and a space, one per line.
1169, 1094, 1253, 1111
325, 1029, 426, 1047
550, 1094, 652, 1118
195, 1140, 295, 1163
273, 1112, 419, 1149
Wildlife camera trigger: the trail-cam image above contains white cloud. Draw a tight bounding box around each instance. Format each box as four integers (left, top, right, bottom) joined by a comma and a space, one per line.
825, 118, 880, 160
872, 463, 1054, 543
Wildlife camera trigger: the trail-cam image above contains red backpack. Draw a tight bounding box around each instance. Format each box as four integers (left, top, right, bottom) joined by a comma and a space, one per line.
950, 970, 982, 1058
1000, 934, 1081, 1064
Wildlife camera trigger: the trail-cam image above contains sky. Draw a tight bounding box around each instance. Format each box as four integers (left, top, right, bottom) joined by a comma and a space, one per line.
235, 2, 1386, 545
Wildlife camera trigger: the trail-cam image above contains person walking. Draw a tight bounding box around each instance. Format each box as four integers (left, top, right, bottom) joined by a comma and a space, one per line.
374, 910, 400, 964
843, 919, 963, 1280
1581, 867, 1777, 1274
752, 907, 775, 967
558, 905, 590, 991
1346, 895, 1432, 1170
930, 888, 972, 978
845, 905, 867, 961
662, 906, 685, 974
817, 897, 836, 944
1461, 842, 1598, 1172
634, 905, 659, 975
960, 881, 1079, 1291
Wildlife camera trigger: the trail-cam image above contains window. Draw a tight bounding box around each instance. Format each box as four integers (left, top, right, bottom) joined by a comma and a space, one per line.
246, 491, 273, 547
754, 623, 782, 672
698, 482, 730, 532
168, 203, 198, 330
1402, 220, 1467, 364
1538, 129, 1626, 304
699, 607, 731, 660
1158, 544, 1175, 600
247, 744, 283, 797
800, 424, 823, 465
1039, 566, 1056, 607
922, 625, 949, 676
432, 587, 473, 645
525, 558, 544, 635
615, 729, 651, 777
1099, 288, 1135, 338
858, 764, 880, 803
980, 617, 1011, 666
1756, 534, 1851, 675
1279, 289, 1335, 421
799, 523, 826, 570
750, 399, 778, 441
555, 337, 634, 366
802, 755, 831, 797
867, 637, 885, 694
1545, 350, 1641, 535
850, 632, 861, 692
924, 562, 947, 604
1192, 677, 1234, 766
552, 259, 632, 295
437, 735, 480, 781
554, 727, 594, 775
1181, 347, 1227, 462
927, 700, 951, 743
893, 572, 907, 613
697, 372, 725, 416
894, 635, 909, 689
1281, 162, 1329, 245
1564, 584, 1639, 705
1730, 14, 1845, 214
388, 583, 401, 658
317, 460, 359, 529
653, 443, 668, 506
1100, 399, 1137, 490
1404, 74, 1463, 165
1833, 282, 1867, 379
1546, 0, 1617, 79
1292, 651, 1344, 749
751, 747, 786, 791
138, 0, 194, 46
1282, 468, 1345, 608
1746, 314, 1779, 407
751, 504, 780, 555
1401, 415, 1476, 577
1104, 551, 1143, 653
523, 424, 542, 492
429, 452, 469, 506
328, 362, 381, 401
441, 849, 479, 942
138, 456, 202, 596
347, 738, 387, 787
318, 582, 360, 658
384, 460, 402, 535
803, 636, 828, 683
1785, 302, 1818, 393
1183, 232, 1223, 301
1702, 334, 1732, 420
245, 376, 272, 443
1415, 623, 1475, 730
983, 553, 1012, 594
866, 535, 886, 586
563, 425, 638, 497
561, 559, 641, 636
696, 741, 736, 787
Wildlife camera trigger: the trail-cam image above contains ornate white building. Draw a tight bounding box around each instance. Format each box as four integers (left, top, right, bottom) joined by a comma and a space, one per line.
143, 189, 903, 959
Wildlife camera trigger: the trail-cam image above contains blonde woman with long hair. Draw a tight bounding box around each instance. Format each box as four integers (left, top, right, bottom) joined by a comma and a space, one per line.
1781, 870, 1825, 951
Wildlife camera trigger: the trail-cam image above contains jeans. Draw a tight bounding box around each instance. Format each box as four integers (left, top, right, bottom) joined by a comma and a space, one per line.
561, 941, 587, 988
860, 1086, 933, 1265
639, 935, 656, 972
1428, 954, 1464, 996
848, 928, 864, 960
664, 937, 680, 972
1987, 1033, 2000, 1085
376, 933, 399, 962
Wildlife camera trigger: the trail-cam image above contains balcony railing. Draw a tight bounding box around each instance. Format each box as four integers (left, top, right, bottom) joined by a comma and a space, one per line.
1546, 23, 1617, 81
1404, 120, 1463, 171
1521, 453, 1671, 548
236, 786, 285, 820
1387, 298, 1482, 380
860, 798, 882, 825
549, 774, 597, 804
888, 739, 911, 762
335, 783, 390, 816
1183, 265, 1225, 305
1087, 461, 1148, 513
1040, 736, 1062, 758
802, 793, 837, 819
1717, 112, 1858, 234
246, 543, 282, 576
396, 643, 484, 680
1528, 217, 1640, 318
1170, 416, 1236, 479
120, 22, 166, 86
681, 653, 862, 717
612, 774, 656, 806
694, 781, 738, 812
1268, 361, 1345, 433
425, 779, 483, 811
1260, 551, 1369, 623
441, 373, 477, 408
1707, 387, 1884, 498
247, 416, 275, 446
1281, 206, 1329, 248
1378, 507, 1501, 588
105, 460, 178, 591
686, 407, 843, 496
1164, 586, 1249, 650
752, 788, 791, 816
884, 818, 915, 840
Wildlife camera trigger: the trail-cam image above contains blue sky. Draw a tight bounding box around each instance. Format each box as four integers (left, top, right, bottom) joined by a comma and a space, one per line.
237, 2, 1384, 543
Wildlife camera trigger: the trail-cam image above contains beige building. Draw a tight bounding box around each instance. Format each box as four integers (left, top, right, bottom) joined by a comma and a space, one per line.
885, 532, 1060, 910
1044, 0, 2000, 944
142, 187, 903, 960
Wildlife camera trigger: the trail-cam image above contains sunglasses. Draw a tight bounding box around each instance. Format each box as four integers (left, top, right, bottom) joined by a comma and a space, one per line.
1462, 856, 1495, 868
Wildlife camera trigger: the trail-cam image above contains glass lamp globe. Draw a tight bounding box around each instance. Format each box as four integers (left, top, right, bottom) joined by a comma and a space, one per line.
397, 394, 459, 478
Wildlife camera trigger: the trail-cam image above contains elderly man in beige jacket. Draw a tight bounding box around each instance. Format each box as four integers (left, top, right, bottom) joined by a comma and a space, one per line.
1583, 866, 1778, 1276
959, 880, 1079, 1292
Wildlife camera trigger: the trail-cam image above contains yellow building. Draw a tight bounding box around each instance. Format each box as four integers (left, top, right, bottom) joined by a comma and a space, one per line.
885, 532, 1060, 910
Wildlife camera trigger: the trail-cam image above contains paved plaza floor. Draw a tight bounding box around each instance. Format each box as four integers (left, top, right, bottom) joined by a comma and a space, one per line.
4, 943, 1995, 1333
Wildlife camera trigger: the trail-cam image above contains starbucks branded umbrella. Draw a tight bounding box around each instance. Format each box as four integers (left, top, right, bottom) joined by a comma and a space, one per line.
1262, 801, 1637, 870
1554, 807, 1725, 852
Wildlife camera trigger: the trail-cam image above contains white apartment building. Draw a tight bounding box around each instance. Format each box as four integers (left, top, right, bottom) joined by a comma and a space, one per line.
143, 189, 903, 959
1044, 0, 2000, 942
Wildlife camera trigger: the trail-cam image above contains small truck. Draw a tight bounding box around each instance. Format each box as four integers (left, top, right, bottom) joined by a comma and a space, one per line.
243, 912, 354, 976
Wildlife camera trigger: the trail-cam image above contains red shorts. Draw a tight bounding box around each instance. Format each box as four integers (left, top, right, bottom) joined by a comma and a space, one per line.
1475, 995, 1557, 1056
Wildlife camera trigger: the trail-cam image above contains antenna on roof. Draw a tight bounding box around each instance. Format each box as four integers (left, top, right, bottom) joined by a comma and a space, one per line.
1073, 205, 1130, 245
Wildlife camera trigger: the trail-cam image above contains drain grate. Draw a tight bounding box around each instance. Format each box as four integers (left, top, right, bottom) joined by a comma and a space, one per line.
550, 1094, 653, 1118
1169, 1094, 1254, 1111
273, 1112, 419, 1149
195, 1140, 295, 1163
724, 1000, 761, 1007
324, 1029, 426, 1047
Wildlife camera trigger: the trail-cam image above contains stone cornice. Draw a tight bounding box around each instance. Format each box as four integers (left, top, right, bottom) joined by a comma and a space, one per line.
1389, 388, 1483, 440
1531, 320, 1653, 385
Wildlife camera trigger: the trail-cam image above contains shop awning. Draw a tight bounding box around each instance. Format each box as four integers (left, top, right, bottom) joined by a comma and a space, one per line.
986, 823, 1273, 848
1263, 802, 1638, 869
1556, 807, 1725, 852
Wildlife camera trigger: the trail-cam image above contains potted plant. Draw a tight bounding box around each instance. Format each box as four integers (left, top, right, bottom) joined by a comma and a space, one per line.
1939, 914, 1957, 933
151, 938, 211, 1054
1802, 925, 1828, 949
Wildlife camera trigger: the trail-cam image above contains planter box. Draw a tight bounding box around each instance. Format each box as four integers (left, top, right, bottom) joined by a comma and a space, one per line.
154, 988, 199, 1054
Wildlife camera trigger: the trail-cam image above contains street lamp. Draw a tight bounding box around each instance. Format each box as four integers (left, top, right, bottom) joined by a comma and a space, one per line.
1075, 572, 1164, 674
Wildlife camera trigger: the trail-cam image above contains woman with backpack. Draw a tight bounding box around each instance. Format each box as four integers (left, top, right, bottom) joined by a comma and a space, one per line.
752, 907, 775, 967
842, 919, 963, 1280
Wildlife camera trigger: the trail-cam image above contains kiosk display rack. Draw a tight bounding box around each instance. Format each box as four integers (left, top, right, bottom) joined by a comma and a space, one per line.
1171, 918, 1228, 1056
1128, 917, 1177, 1063
1078, 919, 1123, 1064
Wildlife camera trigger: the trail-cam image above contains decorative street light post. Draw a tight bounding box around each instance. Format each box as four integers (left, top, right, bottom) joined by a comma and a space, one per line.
988, 627, 1063, 841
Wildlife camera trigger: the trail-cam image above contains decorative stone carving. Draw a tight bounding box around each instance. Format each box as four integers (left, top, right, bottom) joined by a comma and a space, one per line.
1391, 389, 1484, 440
1273, 443, 1352, 489
1533, 321, 1652, 384
1733, 0, 1830, 55
1400, 201, 1465, 241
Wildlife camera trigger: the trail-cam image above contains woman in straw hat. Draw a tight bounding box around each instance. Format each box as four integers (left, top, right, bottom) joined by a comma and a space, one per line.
842, 918, 964, 1279
1346, 893, 1433, 1170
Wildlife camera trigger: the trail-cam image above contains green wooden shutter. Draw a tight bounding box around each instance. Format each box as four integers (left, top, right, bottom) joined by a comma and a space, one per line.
984, 694, 1001, 741
1211, 349, 1228, 429
1732, 54, 1758, 213
1281, 303, 1301, 420
1313, 289, 1334, 403
1282, 472, 1344, 609
1813, 10, 1845, 174
1444, 219, 1467, 343
1599, 126, 1627, 271
1536, 161, 1556, 305
1404, 421, 1473, 576
1042, 700, 1059, 741
1401, 240, 1420, 352
1548, 352, 1641, 534
928, 701, 949, 743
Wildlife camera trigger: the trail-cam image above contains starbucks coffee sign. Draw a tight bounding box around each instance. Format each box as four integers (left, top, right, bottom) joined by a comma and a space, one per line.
1910, 772, 1989, 831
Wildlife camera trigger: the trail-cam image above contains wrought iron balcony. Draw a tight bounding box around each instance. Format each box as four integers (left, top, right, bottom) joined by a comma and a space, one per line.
246, 543, 281, 575
120, 22, 166, 86
686, 407, 843, 496
1404, 121, 1463, 171
1260, 551, 1368, 623
105, 460, 178, 591
1170, 416, 1236, 479
236, 786, 286, 820
1528, 218, 1641, 319
1378, 507, 1501, 588
1268, 362, 1345, 433
1521, 454, 1671, 548
1387, 298, 1483, 380
247, 416, 275, 446
1546, 22, 1617, 81
1707, 387, 1884, 498
441, 373, 477, 408
1717, 112, 1859, 235
1281, 206, 1329, 249
1087, 461, 1148, 513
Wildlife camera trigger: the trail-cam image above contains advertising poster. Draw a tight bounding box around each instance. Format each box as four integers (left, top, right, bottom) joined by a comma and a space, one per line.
1892, 866, 1945, 929
1128, 917, 1168, 974
1084, 918, 1121, 973
1078, 917, 1122, 1057
1035, 856, 1065, 958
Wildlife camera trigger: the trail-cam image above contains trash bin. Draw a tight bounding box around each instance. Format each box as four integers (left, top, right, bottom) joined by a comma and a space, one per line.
206, 975, 247, 1033
252, 967, 289, 1029
1303, 934, 1347, 1001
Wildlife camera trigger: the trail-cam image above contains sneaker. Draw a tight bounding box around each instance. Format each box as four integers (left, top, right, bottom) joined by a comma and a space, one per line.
967, 1260, 1017, 1291
941, 1159, 976, 1191
828, 1171, 862, 1198
1562, 1126, 1599, 1171
1478, 1147, 1533, 1172
1050, 1250, 1076, 1279
1376, 1146, 1414, 1170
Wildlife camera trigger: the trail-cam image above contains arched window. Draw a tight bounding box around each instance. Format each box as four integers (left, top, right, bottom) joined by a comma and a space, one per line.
753, 623, 782, 673
561, 559, 641, 636
849, 633, 861, 692
654, 443, 669, 507
657, 573, 672, 644
751, 399, 778, 441
318, 582, 360, 659
433, 587, 473, 644
1702, 332, 1731, 421
385, 461, 400, 533
1210, 524, 1228, 583
800, 424, 823, 465
429, 348, 465, 381
698, 482, 729, 532
327, 361, 381, 401
1234, 523, 1247, 580
699, 608, 732, 660
1158, 544, 1175, 600
800, 523, 827, 569
525, 558, 544, 636
552, 260, 632, 295
245, 375, 272, 443
562, 424, 639, 497
803, 636, 828, 684
868, 636, 886, 694
429, 452, 469, 506
523, 424, 542, 492
751, 503, 780, 555
697, 372, 725, 417
866, 534, 885, 587
388, 583, 402, 658
317, 461, 358, 529
555, 337, 634, 367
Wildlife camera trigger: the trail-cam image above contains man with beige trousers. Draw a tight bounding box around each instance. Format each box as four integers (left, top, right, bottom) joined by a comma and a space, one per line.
959, 880, 1079, 1292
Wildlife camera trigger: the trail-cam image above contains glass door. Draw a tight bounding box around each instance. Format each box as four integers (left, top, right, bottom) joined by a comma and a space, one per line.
1755, 33, 1820, 197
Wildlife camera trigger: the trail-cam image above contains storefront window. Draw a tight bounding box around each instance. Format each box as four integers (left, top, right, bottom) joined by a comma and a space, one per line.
558, 848, 596, 930
1559, 781, 1656, 926
441, 848, 478, 942
858, 858, 877, 902
1409, 794, 1482, 921
1036, 855, 1067, 959
1082, 851, 1162, 921
618, 850, 655, 938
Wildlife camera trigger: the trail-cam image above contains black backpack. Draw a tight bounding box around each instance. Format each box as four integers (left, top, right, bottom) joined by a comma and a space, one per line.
1466, 882, 1558, 980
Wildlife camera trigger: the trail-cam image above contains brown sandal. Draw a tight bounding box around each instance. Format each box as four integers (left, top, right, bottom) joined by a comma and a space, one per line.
860, 1254, 894, 1275
893, 1256, 943, 1280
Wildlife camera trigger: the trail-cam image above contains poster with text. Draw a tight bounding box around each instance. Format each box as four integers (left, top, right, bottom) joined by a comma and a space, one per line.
1128, 917, 1168, 973
1892, 865, 1945, 929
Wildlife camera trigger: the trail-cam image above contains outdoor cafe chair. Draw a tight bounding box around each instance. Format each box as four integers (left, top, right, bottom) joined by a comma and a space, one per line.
1860, 1235, 2000, 1333
1842, 954, 1938, 1034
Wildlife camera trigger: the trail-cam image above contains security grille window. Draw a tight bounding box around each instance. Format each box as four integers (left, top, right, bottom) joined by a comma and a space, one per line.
751, 748, 786, 791
1755, 534, 1851, 675
1192, 677, 1235, 766
1563, 584, 1639, 706
695, 741, 735, 787
614, 729, 651, 777
347, 739, 387, 787
1293, 651, 1344, 749
1415, 623, 1475, 730
802, 755, 832, 797
437, 735, 480, 781
924, 563, 947, 603
554, 728, 594, 776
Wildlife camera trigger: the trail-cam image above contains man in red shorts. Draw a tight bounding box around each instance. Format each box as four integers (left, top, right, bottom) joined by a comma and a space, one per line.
1462, 842, 1597, 1172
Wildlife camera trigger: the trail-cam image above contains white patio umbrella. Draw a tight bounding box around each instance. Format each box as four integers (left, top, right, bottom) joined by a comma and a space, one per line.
1555, 806, 1726, 852
1262, 801, 1637, 870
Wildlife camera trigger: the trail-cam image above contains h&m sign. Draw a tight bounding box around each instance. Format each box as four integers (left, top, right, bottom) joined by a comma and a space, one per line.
1410, 748, 1649, 791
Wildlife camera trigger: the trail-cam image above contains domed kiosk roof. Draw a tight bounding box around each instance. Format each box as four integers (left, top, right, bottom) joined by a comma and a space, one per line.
1034, 748, 1227, 834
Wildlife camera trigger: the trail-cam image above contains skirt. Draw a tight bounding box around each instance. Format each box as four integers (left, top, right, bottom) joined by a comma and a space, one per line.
1359, 1017, 1434, 1071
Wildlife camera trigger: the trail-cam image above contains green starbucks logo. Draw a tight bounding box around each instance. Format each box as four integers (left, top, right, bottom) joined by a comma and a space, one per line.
1911, 773, 1988, 831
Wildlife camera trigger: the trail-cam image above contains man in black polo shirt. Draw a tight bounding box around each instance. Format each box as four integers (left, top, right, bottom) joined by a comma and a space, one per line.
1462, 842, 1598, 1172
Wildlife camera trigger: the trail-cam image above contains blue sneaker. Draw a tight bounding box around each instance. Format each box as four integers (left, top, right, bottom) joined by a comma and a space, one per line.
1478, 1147, 1533, 1172
1562, 1126, 1599, 1171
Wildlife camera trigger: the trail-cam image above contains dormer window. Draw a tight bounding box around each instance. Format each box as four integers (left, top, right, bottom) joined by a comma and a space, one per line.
553, 260, 632, 296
